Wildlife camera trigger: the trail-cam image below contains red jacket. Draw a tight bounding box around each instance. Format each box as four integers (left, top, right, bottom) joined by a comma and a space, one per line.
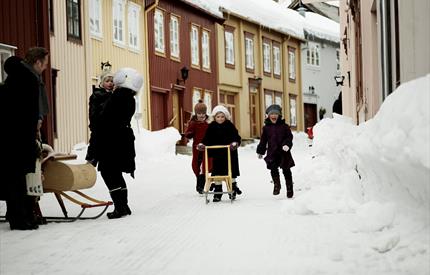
184, 116, 210, 176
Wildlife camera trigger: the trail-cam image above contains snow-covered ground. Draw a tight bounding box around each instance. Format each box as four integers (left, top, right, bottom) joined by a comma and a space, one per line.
1, 75, 429, 274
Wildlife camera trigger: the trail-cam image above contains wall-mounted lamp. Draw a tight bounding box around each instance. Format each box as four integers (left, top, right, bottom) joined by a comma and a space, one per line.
177, 66, 189, 85
254, 76, 263, 85
101, 61, 112, 72
334, 75, 345, 86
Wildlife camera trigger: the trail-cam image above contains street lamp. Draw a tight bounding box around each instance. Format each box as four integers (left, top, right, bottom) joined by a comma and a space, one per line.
334, 75, 345, 86
177, 66, 189, 84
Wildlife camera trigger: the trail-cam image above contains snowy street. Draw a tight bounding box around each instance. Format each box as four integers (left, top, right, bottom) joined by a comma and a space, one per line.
1, 75, 429, 274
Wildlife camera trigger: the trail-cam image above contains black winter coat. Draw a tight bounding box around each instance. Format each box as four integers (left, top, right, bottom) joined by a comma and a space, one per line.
201, 120, 241, 178
256, 118, 295, 170
88, 88, 111, 132
1, 56, 40, 174
97, 87, 136, 174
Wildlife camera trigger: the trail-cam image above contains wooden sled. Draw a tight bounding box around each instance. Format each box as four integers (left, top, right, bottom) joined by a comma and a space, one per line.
41, 154, 112, 222
203, 145, 234, 204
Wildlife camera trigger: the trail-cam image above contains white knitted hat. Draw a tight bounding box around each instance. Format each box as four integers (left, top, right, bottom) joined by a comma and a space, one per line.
113, 67, 143, 93
211, 105, 231, 120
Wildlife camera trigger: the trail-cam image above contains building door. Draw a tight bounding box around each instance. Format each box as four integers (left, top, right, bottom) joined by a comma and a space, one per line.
151, 91, 167, 131
249, 80, 260, 138
171, 90, 180, 130
304, 103, 317, 130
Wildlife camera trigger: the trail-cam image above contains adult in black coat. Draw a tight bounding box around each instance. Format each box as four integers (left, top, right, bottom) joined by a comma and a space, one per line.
257, 104, 295, 198
200, 105, 242, 201
85, 72, 114, 166
97, 68, 143, 219
0, 47, 49, 230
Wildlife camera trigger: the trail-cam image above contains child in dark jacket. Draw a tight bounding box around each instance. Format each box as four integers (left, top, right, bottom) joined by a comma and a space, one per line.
256, 104, 295, 198
85, 71, 114, 166
184, 100, 210, 194
199, 105, 242, 202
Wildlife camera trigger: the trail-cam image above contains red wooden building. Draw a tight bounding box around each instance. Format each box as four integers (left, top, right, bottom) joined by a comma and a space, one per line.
147, 0, 224, 131
0, 0, 54, 145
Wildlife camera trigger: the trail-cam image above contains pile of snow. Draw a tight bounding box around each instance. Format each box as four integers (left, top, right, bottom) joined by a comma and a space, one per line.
135, 127, 181, 162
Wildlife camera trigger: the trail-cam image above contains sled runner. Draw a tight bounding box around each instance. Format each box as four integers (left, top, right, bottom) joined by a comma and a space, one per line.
203, 145, 234, 204
41, 154, 112, 222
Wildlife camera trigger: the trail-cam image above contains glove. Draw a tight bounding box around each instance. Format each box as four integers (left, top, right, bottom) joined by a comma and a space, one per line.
257, 154, 263, 159
282, 145, 290, 152
230, 142, 238, 150
197, 143, 205, 151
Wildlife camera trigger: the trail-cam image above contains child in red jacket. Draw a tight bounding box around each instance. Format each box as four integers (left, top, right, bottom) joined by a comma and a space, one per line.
184, 100, 210, 194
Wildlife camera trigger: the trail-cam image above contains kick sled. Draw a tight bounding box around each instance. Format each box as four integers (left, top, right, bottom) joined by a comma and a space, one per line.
203, 145, 234, 204
41, 153, 112, 222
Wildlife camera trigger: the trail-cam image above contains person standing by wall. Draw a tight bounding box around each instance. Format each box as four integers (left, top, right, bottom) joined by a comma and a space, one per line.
97, 68, 143, 219
1, 47, 49, 230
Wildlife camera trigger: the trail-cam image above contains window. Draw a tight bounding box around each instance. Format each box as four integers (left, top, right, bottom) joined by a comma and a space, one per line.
273, 42, 281, 77
336, 49, 340, 71
193, 89, 212, 114
190, 25, 199, 67
265, 90, 282, 110
113, 0, 125, 45
202, 30, 210, 70
154, 9, 165, 54
170, 15, 180, 59
49, 0, 54, 32
224, 26, 235, 67
263, 39, 271, 74
288, 47, 296, 81
66, 0, 81, 40
306, 43, 320, 66
0, 44, 16, 82
245, 33, 254, 72
219, 91, 236, 123
89, 0, 102, 38
289, 95, 297, 127
128, 3, 140, 50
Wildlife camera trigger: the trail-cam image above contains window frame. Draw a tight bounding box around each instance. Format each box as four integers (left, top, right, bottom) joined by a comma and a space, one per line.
289, 94, 297, 128
192, 88, 213, 115
89, 0, 103, 39
306, 42, 320, 67
169, 14, 180, 60
224, 25, 235, 69
272, 41, 281, 78
112, 0, 126, 46
190, 24, 200, 68
288, 46, 296, 82
66, 0, 82, 42
244, 32, 255, 73
154, 8, 166, 55
263, 37, 271, 76
202, 29, 211, 71
128, 2, 141, 51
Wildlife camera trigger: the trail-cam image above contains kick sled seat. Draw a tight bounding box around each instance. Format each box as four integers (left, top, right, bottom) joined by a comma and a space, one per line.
203, 145, 234, 204
41, 153, 112, 222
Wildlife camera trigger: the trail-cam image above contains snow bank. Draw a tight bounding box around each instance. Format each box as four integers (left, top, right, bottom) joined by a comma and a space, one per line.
135, 127, 181, 162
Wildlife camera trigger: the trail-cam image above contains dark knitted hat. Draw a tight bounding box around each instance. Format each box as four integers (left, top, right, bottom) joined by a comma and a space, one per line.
194, 100, 207, 114
266, 104, 282, 115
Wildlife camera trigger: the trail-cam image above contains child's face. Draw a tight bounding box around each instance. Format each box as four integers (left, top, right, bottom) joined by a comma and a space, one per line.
269, 113, 279, 123
196, 113, 206, 121
214, 112, 226, 124
102, 77, 114, 91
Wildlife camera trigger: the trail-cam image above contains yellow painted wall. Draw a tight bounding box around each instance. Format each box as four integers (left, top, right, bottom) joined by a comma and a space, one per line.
50, 0, 89, 153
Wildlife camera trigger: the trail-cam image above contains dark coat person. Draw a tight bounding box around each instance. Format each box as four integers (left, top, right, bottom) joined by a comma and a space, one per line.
332, 92, 343, 115
0, 47, 49, 230
97, 67, 143, 219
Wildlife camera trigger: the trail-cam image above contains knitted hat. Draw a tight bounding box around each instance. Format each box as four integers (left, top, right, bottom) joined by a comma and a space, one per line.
194, 100, 207, 114
266, 104, 282, 116
113, 67, 143, 93
99, 71, 114, 87
211, 105, 231, 120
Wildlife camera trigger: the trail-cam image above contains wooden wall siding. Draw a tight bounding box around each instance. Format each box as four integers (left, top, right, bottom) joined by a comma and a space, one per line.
90, 0, 147, 128
148, 0, 218, 129
0, 0, 54, 145
50, 0, 88, 153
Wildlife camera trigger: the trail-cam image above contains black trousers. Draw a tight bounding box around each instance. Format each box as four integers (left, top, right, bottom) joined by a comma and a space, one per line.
100, 169, 127, 191
270, 167, 292, 184
5, 174, 35, 225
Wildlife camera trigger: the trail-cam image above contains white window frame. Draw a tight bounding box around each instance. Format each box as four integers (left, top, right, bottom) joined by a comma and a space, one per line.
128, 3, 140, 51
191, 25, 200, 67
113, 0, 126, 45
245, 36, 254, 70
154, 9, 165, 54
224, 30, 235, 66
89, 0, 102, 38
203, 91, 213, 114
273, 44, 281, 76
202, 30, 210, 70
289, 49, 296, 80
306, 43, 320, 67
169, 15, 180, 59
263, 41, 271, 74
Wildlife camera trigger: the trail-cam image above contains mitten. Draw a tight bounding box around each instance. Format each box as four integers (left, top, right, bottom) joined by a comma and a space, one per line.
282, 145, 290, 152
257, 154, 263, 159
197, 143, 205, 151
230, 142, 238, 150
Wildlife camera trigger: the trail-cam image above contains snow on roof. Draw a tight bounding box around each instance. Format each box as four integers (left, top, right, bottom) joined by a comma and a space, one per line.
303, 11, 340, 43
181, 0, 224, 18
326, 1, 340, 7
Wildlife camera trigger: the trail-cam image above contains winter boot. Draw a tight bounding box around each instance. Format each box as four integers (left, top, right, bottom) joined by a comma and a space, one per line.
272, 176, 281, 195
196, 175, 205, 194
120, 188, 132, 215
232, 181, 242, 195
107, 188, 128, 219
283, 169, 294, 198
213, 184, 223, 202
286, 183, 294, 198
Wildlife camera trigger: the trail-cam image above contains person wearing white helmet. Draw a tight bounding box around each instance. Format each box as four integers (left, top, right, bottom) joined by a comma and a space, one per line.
97, 67, 143, 219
